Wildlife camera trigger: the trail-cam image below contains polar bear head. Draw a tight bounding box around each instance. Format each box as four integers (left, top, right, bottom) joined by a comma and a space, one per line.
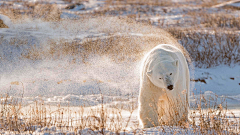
147, 60, 179, 90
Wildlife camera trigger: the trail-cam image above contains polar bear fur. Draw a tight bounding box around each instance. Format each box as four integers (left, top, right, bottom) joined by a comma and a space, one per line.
139, 44, 190, 128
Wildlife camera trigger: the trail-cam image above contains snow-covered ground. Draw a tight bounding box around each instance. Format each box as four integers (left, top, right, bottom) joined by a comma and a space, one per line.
0, 18, 239, 107
0, 0, 240, 134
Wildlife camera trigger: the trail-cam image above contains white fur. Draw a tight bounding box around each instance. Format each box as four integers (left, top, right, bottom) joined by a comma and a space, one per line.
138, 44, 190, 128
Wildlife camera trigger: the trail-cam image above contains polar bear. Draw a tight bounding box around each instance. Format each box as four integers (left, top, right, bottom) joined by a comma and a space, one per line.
138, 44, 190, 128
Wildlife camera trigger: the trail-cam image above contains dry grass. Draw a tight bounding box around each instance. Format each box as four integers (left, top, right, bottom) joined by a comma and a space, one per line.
141, 91, 240, 134
1, 91, 239, 134
0, 89, 136, 134
166, 28, 240, 68
190, 91, 240, 134
106, 0, 175, 6
187, 12, 240, 29
147, 93, 189, 127
0, 2, 61, 22
105, 0, 231, 7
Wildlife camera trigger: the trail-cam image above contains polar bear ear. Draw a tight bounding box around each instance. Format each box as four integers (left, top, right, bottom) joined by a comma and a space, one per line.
172, 60, 178, 67
146, 70, 152, 77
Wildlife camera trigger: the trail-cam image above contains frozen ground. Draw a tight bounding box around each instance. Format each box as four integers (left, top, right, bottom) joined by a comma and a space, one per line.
0, 0, 240, 134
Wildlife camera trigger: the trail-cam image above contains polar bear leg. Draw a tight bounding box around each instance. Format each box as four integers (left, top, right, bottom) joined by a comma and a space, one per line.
139, 103, 160, 128
158, 101, 173, 124
160, 97, 188, 125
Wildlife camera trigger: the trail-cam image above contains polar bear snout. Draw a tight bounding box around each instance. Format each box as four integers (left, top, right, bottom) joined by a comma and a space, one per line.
167, 85, 173, 90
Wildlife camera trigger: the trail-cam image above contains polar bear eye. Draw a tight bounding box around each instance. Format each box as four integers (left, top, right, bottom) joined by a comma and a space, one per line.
170, 73, 172, 75
159, 78, 162, 79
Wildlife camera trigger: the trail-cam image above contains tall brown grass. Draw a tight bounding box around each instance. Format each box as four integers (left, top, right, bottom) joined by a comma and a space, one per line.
0, 87, 136, 134
1, 89, 239, 134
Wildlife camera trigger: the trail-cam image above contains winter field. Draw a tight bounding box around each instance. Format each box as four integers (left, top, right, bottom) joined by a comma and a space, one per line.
0, 0, 240, 134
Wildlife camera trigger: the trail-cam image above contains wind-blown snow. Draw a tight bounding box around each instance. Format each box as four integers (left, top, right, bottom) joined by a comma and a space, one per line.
0, 16, 239, 109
